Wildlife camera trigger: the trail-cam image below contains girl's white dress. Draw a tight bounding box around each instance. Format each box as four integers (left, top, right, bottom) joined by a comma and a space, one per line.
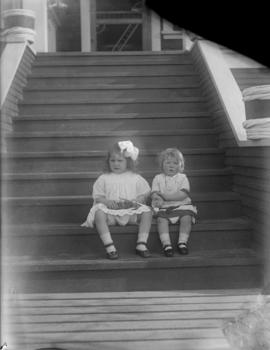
82, 171, 151, 228
152, 173, 197, 223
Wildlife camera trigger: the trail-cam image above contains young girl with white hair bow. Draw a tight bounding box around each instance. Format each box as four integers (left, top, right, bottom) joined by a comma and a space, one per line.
82, 141, 152, 260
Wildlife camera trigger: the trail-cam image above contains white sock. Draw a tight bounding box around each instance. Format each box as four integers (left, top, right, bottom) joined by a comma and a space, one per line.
100, 232, 116, 253
159, 232, 172, 249
137, 232, 149, 251
178, 232, 189, 245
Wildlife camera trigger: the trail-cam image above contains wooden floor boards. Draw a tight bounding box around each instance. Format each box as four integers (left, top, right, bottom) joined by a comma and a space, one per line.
3, 289, 260, 350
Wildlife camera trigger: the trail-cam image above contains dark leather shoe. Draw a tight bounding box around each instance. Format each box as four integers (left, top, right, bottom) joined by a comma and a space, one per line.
104, 243, 119, 260
177, 243, 189, 255
163, 244, 174, 257
136, 241, 151, 258
106, 250, 119, 260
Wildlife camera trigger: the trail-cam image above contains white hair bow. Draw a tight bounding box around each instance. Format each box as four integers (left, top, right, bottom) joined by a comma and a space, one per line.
118, 140, 139, 161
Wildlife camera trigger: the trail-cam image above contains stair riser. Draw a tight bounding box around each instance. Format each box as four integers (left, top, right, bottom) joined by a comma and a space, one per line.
27, 76, 200, 89
22, 88, 203, 103
5, 229, 251, 257
30, 65, 196, 75
13, 116, 211, 132
35, 54, 192, 65
7, 265, 262, 293
3, 200, 242, 225
19, 102, 207, 115
3, 175, 232, 197
4, 154, 225, 173
7, 134, 218, 152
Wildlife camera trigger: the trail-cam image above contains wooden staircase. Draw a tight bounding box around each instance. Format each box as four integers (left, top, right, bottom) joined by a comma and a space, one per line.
2, 52, 262, 295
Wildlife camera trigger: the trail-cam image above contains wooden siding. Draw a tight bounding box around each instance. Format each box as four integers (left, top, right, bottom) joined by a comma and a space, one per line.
1, 46, 35, 151
231, 67, 270, 91
225, 146, 270, 285
191, 44, 270, 286
190, 43, 237, 149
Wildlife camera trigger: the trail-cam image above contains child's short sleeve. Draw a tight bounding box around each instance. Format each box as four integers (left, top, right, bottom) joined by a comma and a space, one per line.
151, 175, 161, 192
92, 175, 106, 199
136, 175, 151, 196
179, 174, 190, 193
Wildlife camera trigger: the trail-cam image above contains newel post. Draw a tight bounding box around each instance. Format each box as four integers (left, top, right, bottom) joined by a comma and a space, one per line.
1, 8, 36, 45
242, 85, 270, 140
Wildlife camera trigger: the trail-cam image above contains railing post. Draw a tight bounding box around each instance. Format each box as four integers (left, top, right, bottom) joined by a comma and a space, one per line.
242, 85, 270, 140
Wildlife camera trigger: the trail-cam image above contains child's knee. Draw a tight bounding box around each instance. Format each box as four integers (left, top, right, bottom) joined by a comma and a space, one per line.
157, 217, 169, 227
180, 215, 192, 223
142, 210, 152, 219
95, 209, 107, 221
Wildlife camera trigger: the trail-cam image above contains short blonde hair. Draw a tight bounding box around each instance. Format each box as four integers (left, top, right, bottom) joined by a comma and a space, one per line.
159, 148, 185, 173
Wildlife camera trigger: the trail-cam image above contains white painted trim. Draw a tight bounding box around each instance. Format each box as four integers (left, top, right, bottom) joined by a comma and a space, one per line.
221, 48, 264, 69
1, 42, 35, 107
150, 11, 161, 51
22, 0, 48, 52
80, 0, 91, 52
197, 40, 247, 144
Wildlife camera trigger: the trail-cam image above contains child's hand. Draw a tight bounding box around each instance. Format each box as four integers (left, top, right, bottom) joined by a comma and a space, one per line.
105, 200, 119, 209
118, 200, 138, 209
151, 192, 164, 209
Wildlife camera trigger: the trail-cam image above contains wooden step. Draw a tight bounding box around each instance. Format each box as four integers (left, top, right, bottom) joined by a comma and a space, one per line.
3, 218, 252, 257
13, 112, 212, 132
2, 169, 233, 197
3, 148, 225, 173
24, 81, 201, 91
22, 87, 203, 103
26, 75, 201, 89
5, 289, 260, 350
3, 249, 262, 293
2, 192, 243, 225
18, 99, 207, 115
6, 129, 218, 152
35, 51, 193, 65
29, 64, 197, 76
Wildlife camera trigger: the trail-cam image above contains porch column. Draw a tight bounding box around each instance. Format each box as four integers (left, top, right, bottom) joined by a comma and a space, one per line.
80, 0, 90, 51
80, 0, 96, 51
151, 11, 161, 51
22, 0, 48, 52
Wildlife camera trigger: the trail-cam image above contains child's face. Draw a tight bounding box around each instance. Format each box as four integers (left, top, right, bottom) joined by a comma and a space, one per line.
109, 152, 128, 174
163, 156, 180, 176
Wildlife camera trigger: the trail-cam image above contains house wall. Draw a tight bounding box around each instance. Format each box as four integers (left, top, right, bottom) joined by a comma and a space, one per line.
191, 42, 270, 286
191, 43, 237, 149
1, 44, 35, 151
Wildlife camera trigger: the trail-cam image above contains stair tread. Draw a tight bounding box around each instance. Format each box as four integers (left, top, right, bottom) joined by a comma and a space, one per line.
3, 168, 232, 179
7, 129, 216, 138
2, 192, 241, 203
33, 62, 193, 67
3, 218, 251, 236
20, 96, 205, 104
4, 287, 260, 299
3, 147, 224, 158
4, 249, 261, 271
12, 111, 210, 120
29, 71, 197, 78
33, 61, 191, 67
36, 51, 189, 56
24, 84, 201, 91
